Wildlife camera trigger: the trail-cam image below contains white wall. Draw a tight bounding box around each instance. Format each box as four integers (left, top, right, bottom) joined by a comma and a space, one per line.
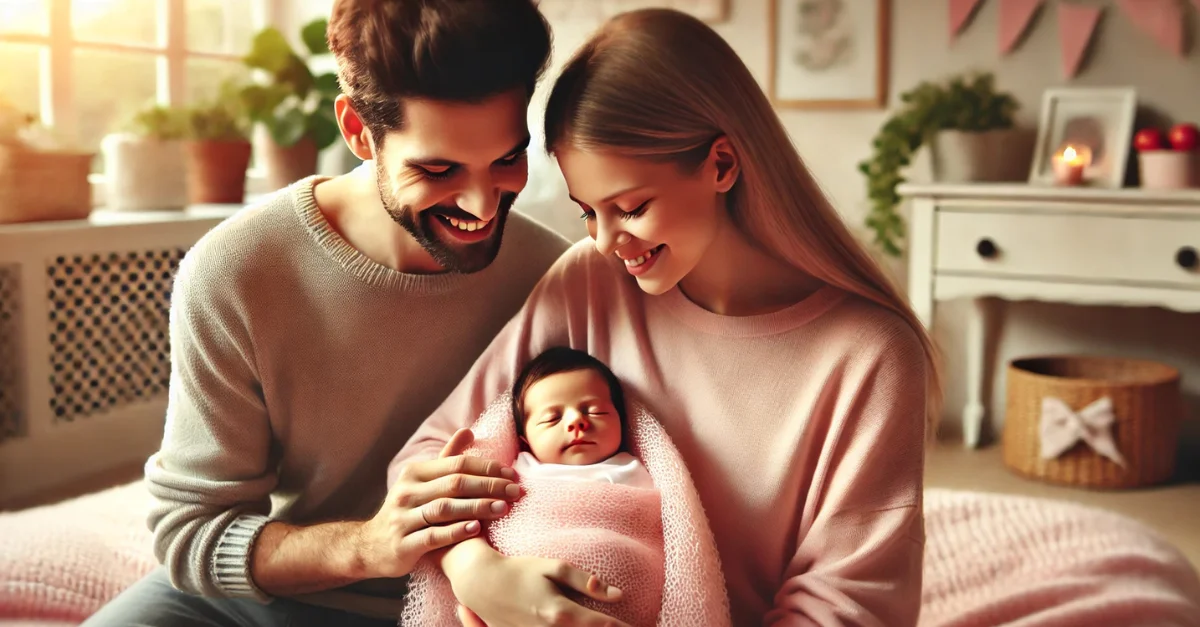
305, 0, 1200, 437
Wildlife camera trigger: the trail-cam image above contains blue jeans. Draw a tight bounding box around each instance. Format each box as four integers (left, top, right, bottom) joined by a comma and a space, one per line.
80, 567, 398, 627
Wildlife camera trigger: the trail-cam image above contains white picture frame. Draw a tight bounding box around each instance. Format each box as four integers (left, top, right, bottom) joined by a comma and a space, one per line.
1029, 88, 1138, 189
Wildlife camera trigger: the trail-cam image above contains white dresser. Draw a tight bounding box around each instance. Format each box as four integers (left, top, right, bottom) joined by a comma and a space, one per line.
899, 183, 1200, 448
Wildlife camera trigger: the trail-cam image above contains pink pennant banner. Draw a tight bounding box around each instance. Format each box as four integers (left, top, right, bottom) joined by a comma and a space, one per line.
999, 0, 1045, 54
1118, 0, 1185, 57
950, 0, 987, 39
1057, 2, 1104, 78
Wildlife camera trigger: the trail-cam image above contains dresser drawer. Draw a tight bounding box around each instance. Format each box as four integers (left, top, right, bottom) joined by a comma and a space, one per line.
935, 211, 1200, 287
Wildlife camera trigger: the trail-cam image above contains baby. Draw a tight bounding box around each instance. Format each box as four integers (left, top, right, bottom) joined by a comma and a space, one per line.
402, 347, 728, 626
510, 346, 654, 489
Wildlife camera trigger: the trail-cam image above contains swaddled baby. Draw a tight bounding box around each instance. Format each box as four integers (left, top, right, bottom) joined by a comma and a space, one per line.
496, 347, 665, 624
402, 347, 730, 626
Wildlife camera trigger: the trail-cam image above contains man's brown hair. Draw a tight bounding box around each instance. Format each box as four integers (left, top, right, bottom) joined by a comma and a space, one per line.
328, 0, 552, 141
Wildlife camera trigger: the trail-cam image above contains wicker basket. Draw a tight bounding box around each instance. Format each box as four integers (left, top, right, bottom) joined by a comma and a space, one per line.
1002, 355, 1182, 489
0, 144, 94, 224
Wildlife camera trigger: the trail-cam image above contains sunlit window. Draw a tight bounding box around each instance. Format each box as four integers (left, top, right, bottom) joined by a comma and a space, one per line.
0, 0, 280, 188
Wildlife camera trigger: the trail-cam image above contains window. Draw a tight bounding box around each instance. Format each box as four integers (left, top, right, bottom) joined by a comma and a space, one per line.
0, 0, 286, 204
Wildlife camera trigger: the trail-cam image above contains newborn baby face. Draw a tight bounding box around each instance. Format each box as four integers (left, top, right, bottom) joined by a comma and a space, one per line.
521, 368, 623, 465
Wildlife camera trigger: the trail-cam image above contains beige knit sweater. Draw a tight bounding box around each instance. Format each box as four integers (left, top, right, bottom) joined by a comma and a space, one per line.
142, 177, 570, 616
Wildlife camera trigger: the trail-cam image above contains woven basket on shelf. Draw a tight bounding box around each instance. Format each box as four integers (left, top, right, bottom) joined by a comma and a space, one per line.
0, 144, 94, 224
1002, 355, 1183, 489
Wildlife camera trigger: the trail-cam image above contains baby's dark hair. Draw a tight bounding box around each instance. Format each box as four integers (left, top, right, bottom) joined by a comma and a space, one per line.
511, 347, 628, 438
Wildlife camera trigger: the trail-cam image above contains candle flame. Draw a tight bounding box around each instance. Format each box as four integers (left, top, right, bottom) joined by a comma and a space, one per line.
1063, 146, 1077, 160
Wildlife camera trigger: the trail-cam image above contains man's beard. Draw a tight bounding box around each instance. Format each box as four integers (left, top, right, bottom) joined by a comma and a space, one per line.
375, 160, 515, 274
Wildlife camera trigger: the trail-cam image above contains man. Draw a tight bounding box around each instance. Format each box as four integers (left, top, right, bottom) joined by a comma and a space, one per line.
83, 1, 571, 624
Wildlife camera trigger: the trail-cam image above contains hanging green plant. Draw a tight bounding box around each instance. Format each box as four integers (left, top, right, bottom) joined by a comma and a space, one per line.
858, 72, 1019, 257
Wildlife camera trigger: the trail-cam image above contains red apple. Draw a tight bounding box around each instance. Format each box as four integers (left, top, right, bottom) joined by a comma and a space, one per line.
1134, 128, 1167, 152
1168, 123, 1199, 152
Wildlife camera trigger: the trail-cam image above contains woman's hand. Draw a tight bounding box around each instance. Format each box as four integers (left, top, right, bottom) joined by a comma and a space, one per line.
444, 542, 631, 627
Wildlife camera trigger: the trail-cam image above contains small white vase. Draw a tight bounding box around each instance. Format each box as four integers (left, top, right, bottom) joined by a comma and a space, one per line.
102, 133, 188, 211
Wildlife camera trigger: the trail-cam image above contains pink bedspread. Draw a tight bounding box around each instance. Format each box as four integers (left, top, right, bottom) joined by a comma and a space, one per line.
2, 480, 1199, 625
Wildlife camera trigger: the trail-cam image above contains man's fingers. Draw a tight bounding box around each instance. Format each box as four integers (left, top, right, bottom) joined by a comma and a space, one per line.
439, 428, 475, 459
411, 497, 509, 528
409, 453, 515, 483
404, 520, 481, 555
544, 561, 623, 603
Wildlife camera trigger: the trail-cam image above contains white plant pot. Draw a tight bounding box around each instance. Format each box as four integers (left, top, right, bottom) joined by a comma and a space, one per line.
930, 129, 1032, 183
101, 133, 188, 211
1138, 151, 1197, 190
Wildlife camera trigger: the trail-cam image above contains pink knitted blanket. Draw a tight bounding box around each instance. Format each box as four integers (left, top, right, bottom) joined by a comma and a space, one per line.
3, 472, 1199, 626
400, 393, 733, 627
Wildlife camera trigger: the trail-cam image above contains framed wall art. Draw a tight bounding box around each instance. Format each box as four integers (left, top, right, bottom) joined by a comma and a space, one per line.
768, 0, 890, 109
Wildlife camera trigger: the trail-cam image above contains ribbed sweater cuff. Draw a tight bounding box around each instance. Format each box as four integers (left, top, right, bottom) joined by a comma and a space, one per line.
212, 513, 272, 601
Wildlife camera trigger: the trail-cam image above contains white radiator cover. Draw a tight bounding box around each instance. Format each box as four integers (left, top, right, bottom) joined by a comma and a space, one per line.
0, 206, 239, 506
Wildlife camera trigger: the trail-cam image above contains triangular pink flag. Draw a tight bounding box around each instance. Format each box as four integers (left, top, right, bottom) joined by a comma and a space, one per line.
1118, 0, 1185, 57
1057, 3, 1104, 78
950, 0, 987, 39
999, 0, 1045, 55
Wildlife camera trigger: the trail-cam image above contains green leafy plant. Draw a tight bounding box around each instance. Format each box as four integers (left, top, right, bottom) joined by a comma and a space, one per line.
187, 80, 252, 142
122, 103, 189, 140
858, 72, 1019, 257
240, 18, 340, 151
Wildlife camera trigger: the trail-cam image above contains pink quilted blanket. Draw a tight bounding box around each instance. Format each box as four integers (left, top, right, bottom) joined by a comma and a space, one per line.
2, 475, 1199, 626
400, 393, 732, 627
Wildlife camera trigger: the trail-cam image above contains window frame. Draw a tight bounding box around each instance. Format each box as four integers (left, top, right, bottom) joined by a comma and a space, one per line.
0, 0, 288, 206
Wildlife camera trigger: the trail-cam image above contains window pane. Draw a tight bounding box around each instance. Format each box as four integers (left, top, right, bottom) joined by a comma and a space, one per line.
0, 43, 43, 120
72, 0, 159, 47
0, 0, 48, 35
74, 51, 159, 172
187, 0, 256, 55
185, 58, 248, 105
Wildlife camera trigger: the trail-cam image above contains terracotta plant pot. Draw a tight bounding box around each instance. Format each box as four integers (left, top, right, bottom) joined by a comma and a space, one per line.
101, 134, 188, 211
261, 134, 318, 191
184, 139, 252, 204
0, 144, 94, 224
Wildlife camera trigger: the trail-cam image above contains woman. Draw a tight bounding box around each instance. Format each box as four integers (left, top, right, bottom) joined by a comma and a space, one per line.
392, 8, 942, 626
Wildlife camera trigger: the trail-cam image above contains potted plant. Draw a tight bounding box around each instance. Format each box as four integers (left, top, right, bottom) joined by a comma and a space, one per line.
240, 18, 341, 191
184, 80, 253, 205
101, 103, 190, 211
0, 94, 94, 224
858, 72, 1021, 257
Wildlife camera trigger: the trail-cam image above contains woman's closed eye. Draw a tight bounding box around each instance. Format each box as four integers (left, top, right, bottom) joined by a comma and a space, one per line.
578, 199, 650, 221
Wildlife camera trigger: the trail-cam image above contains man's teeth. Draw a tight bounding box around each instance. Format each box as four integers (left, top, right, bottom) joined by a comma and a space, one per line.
446, 216, 489, 232
624, 247, 658, 267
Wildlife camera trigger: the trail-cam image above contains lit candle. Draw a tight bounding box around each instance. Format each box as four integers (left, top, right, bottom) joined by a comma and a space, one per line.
1052, 144, 1090, 186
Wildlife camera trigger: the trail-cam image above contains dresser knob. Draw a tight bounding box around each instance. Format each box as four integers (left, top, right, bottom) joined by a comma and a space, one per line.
976, 238, 998, 259
1178, 247, 1199, 271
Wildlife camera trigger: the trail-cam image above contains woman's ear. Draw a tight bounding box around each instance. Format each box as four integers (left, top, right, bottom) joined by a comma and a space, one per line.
335, 94, 374, 161
708, 135, 740, 193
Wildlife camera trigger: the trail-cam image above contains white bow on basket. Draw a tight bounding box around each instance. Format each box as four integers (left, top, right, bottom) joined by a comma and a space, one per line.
1038, 396, 1127, 467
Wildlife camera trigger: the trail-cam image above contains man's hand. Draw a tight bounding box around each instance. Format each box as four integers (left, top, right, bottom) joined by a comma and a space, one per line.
444, 543, 631, 627
354, 428, 519, 580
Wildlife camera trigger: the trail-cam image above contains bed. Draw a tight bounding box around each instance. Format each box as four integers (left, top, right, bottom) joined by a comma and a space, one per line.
2, 483, 1198, 626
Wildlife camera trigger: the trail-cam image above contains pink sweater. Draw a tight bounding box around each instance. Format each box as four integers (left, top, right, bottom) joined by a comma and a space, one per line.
394, 240, 928, 626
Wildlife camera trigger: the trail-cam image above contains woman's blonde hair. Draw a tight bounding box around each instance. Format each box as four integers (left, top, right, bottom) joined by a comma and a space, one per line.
544, 8, 943, 432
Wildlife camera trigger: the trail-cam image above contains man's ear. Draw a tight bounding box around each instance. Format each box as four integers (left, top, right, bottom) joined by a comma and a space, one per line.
335, 94, 374, 161
708, 135, 740, 194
